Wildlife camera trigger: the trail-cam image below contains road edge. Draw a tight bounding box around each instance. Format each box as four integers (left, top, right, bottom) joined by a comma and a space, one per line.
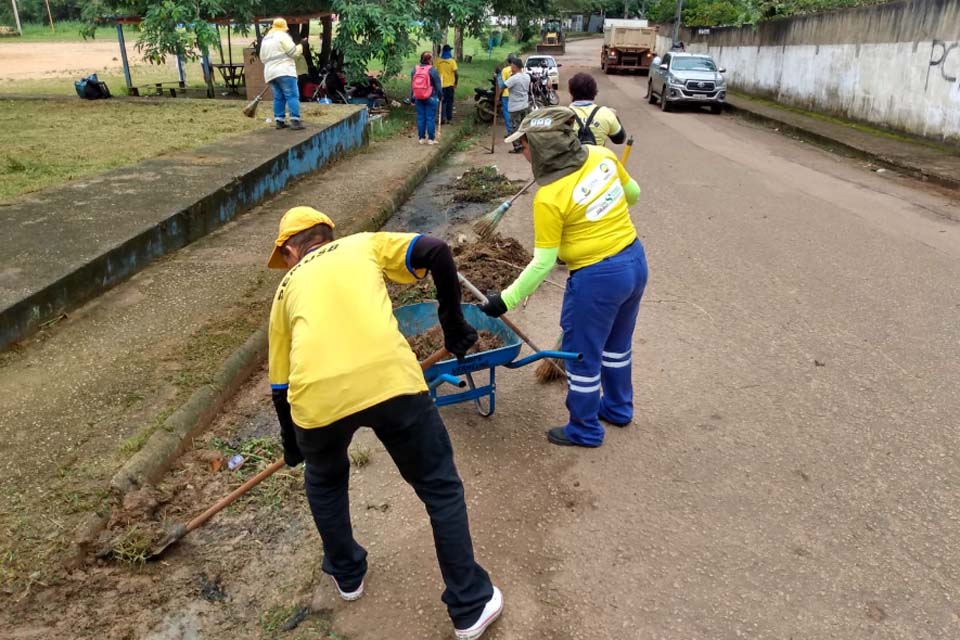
725, 100, 960, 192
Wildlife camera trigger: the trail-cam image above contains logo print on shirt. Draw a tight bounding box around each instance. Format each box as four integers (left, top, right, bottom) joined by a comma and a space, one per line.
585, 182, 624, 221
573, 159, 616, 205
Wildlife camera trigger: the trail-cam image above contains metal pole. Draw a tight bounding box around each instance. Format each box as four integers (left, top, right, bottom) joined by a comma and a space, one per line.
10, 0, 22, 35
672, 0, 684, 43
43, 0, 54, 32
116, 23, 132, 92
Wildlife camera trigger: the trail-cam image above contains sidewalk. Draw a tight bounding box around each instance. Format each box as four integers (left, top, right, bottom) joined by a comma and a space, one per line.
0, 117, 470, 596
726, 93, 960, 191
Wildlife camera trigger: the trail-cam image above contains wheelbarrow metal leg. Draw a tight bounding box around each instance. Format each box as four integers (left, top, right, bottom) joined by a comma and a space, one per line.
465, 371, 494, 417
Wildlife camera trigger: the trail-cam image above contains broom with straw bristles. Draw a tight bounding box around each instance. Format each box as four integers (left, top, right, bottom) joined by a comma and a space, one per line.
473, 177, 536, 239
242, 86, 271, 118
534, 139, 636, 384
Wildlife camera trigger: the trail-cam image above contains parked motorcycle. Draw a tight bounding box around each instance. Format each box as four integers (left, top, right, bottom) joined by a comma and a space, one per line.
528, 61, 559, 109
474, 76, 499, 123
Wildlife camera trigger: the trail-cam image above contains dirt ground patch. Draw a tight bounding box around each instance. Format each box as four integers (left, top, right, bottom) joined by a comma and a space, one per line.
384, 235, 532, 309
407, 326, 504, 360
454, 235, 533, 293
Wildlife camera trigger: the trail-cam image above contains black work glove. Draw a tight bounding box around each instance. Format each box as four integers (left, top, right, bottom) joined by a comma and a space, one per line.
443, 319, 478, 361
478, 292, 508, 318
272, 389, 304, 467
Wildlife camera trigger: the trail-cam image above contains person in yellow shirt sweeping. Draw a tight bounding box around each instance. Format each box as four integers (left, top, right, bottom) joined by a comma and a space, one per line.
477, 108, 648, 448
267, 207, 503, 639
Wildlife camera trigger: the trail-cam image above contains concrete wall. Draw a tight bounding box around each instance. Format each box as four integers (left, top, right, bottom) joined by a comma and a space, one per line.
671, 0, 960, 143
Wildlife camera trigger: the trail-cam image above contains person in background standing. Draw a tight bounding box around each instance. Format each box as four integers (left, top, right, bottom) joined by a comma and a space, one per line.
436, 44, 459, 125
568, 72, 626, 147
411, 51, 442, 145
502, 57, 531, 154
260, 18, 305, 130
494, 55, 519, 135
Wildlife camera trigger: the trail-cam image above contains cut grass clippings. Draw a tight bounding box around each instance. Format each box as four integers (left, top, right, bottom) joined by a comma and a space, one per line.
452, 165, 523, 202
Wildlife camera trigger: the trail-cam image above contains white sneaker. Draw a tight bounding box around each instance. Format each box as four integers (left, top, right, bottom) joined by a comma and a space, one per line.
330, 575, 364, 601
454, 586, 503, 640
419, 138, 426, 145
428, 139, 439, 145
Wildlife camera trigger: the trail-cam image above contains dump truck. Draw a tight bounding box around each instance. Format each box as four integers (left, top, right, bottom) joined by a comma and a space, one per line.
537, 19, 565, 55
601, 19, 658, 74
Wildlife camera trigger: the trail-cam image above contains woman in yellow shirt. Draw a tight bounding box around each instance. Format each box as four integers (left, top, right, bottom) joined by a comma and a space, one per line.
479, 107, 648, 448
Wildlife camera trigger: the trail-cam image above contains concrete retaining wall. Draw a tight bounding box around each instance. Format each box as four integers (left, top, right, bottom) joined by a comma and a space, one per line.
0, 106, 368, 350
666, 0, 960, 143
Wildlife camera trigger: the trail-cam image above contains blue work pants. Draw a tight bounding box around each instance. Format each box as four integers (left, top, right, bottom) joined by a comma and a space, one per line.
560, 240, 648, 446
270, 75, 301, 122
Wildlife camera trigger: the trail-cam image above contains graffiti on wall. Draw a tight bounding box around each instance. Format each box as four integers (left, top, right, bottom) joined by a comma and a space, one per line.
927, 40, 960, 102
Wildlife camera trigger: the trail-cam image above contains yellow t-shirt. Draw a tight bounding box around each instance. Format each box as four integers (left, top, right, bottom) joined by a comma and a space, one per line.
532, 146, 637, 271
570, 103, 622, 147
268, 232, 428, 428
435, 57, 458, 88
500, 67, 512, 97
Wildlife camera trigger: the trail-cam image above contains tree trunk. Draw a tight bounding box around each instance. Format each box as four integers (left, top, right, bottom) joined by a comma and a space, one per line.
320, 15, 332, 67
454, 26, 464, 62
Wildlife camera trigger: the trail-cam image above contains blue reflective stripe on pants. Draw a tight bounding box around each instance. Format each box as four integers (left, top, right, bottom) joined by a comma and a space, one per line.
270, 75, 301, 121
560, 240, 648, 446
416, 97, 438, 140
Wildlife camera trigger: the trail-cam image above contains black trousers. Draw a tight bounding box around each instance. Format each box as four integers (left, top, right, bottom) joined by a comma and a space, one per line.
295, 393, 493, 628
442, 86, 456, 122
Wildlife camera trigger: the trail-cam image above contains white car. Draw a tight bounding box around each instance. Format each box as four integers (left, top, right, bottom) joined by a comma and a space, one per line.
525, 55, 561, 90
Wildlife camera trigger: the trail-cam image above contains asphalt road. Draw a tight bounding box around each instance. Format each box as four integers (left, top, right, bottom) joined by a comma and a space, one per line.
532, 37, 960, 639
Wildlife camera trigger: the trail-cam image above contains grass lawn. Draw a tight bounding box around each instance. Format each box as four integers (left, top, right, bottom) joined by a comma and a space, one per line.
0, 99, 335, 202
8, 20, 92, 41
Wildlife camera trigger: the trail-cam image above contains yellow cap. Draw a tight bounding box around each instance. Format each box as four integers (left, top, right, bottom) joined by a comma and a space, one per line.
267, 206, 336, 269
271, 17, 289, 32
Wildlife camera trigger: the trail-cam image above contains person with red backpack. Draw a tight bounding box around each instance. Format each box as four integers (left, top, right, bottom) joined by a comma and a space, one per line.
410, 52, 443, 145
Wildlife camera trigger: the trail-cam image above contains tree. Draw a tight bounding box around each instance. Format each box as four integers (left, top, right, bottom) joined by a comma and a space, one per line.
330, 0, 417, 80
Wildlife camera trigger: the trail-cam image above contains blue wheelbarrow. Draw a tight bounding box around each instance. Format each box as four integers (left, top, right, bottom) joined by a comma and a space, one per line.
395, 302, 581, 417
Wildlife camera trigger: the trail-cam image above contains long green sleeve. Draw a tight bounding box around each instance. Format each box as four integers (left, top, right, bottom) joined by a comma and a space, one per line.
501, 246, 559, 309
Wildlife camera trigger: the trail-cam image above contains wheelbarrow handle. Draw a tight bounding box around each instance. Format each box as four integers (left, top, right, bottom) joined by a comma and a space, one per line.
457, 273, 545, 353
421, 347, 450, 370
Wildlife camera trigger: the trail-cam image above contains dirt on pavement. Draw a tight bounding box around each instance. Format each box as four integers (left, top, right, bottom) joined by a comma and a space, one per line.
0, 40, 148, 81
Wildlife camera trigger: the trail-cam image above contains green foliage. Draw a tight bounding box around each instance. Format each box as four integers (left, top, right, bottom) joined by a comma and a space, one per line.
644, 0, 894, 26
0, 0, 82, 24
332, 0, 418, 80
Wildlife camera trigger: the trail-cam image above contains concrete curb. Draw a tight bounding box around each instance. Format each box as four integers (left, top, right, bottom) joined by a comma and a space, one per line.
725, 101, 960, 192
69, 117, 476, 559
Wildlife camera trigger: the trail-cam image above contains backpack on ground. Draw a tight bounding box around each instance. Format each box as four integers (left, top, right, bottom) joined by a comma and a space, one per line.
573, 106, 601, 145
75, 74, 111, 100
412, 65, 433, 100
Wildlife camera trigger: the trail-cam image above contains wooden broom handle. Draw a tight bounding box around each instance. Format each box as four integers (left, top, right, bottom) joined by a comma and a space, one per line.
186, 457, 285, 533
184, 344, 449, 535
